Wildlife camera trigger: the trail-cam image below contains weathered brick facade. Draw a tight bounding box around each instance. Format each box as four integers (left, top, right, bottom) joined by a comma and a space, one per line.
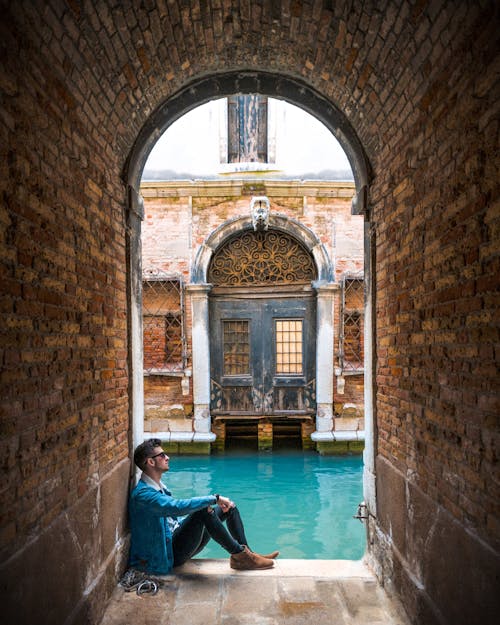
140, 179, 364, 436
0, 2, 498, 625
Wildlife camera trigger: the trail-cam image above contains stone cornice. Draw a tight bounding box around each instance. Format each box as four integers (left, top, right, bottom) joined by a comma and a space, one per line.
139, 178, 355, 199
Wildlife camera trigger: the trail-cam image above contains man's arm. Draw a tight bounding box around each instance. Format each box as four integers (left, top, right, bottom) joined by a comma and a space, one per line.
132, 485, 217, 517
216, 495, 235, 512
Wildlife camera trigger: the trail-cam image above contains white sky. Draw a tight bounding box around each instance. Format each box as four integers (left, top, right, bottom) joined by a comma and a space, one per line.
144, 99, 352, 177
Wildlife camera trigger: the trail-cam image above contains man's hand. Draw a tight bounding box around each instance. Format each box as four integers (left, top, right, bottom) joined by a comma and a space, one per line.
218, 495, 235, 512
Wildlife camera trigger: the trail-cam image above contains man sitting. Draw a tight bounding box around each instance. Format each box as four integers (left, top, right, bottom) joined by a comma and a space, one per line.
128, 438, 279, 574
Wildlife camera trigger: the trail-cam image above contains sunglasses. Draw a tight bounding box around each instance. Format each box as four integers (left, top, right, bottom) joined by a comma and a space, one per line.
150, 451, 168, 459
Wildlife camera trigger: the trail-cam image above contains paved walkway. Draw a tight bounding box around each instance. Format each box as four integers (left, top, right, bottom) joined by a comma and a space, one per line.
99, 559, 411, 625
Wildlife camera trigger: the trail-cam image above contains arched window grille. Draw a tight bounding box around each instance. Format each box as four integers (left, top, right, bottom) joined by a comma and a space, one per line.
208, 229, 317, 286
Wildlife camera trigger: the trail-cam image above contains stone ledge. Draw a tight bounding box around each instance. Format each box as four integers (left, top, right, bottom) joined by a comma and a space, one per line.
311, 430, 365, 442
169, 558, 372, 579
151, 431, 216, 443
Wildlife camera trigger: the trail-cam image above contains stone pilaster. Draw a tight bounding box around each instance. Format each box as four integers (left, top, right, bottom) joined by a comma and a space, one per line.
186, 283, 212, 433
128, 186, 145, 451
313, 282, 339, 433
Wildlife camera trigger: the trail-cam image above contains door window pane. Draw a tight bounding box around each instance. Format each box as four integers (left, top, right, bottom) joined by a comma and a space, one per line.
223, 320, 250, 375
275, 319, 303, 374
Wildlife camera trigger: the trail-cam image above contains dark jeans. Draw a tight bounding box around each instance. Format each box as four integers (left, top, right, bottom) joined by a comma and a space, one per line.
172, 505, 248, 567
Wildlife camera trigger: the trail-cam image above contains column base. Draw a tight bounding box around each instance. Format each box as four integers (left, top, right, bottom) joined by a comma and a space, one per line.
316, 403, 334, 432
193, 404, 211, 433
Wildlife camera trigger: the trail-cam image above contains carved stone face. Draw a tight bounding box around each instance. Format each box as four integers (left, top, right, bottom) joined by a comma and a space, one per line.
254, 203, 269, 221
251, 196, 270, 231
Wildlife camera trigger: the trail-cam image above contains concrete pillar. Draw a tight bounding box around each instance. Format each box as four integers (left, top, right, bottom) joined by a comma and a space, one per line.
186, 284, 212, 433
313, 282, 338, 432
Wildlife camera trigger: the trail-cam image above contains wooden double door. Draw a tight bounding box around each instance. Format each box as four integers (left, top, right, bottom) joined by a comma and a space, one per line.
210, 293, 316, 416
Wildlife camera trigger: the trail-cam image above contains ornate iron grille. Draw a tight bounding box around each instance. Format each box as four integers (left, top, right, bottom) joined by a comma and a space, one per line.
208, 229, 316, 286
340, 276, 364, 372
142, 271, 186, 373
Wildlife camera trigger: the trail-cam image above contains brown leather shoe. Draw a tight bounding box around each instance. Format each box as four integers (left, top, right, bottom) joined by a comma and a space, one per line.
230, 546, 274, 570
258, 550, 279, 559
245, 546, 280, 559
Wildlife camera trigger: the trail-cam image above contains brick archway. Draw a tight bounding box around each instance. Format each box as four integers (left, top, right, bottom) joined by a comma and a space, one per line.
3, 3, 497, 624
125, 71, 375, 480
192, 213, 333, 284
124, 71, 371, 212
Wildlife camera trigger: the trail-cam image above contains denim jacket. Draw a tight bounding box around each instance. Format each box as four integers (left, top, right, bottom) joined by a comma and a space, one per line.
128, 478, 216, 574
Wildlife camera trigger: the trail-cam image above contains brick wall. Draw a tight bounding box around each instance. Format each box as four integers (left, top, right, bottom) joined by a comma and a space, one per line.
1, 4, 134, 624
362, 5, 499, 624
141, 180, 364, 419
370, 4, 498, 545
1, 2, 497, 624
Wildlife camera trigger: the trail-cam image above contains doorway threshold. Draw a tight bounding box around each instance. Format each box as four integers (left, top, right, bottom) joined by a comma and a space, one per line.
100, 558, 412, 625
174, 557, 371, 578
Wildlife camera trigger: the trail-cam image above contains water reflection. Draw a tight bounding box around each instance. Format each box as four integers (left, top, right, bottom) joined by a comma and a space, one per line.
161, 451, 365, 559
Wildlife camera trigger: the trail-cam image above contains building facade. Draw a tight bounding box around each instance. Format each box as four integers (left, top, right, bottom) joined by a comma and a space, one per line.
141, 179, 364, 452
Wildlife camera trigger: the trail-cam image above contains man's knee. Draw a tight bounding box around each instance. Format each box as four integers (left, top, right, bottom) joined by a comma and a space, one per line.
196, 507, 215, 519
225, 505, 240, 519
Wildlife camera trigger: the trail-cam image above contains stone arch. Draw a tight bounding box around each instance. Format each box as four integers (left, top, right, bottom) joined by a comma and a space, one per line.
192, 214, 334, 285
124, 71, 371, 214
188, 211, 338, 438
4, 4, 497, 623
124, 69, 375, 508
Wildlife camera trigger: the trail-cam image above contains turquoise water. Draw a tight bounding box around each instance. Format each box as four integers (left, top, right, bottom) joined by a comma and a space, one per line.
161, 450, 365, 560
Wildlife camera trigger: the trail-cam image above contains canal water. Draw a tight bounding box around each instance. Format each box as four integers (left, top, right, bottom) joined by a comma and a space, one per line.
161, 450, 365, 560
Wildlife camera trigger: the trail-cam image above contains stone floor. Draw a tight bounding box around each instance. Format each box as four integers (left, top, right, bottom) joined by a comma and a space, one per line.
99, 559, 411, 625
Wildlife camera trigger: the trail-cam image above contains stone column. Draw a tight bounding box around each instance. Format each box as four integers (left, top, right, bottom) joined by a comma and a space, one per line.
363, 219, 376, 512
186, 284, 212, 433
313, 282, 338, 433
127, 187, 145, 457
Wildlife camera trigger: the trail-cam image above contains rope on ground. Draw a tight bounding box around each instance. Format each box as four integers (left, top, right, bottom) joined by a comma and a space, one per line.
119, 569, 162, 596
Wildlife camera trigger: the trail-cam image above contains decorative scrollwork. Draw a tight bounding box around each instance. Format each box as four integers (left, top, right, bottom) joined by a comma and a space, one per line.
208, 230, 316, 286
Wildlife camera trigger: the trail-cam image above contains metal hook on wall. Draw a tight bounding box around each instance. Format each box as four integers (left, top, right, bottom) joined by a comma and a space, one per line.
353, 501, 375, 523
